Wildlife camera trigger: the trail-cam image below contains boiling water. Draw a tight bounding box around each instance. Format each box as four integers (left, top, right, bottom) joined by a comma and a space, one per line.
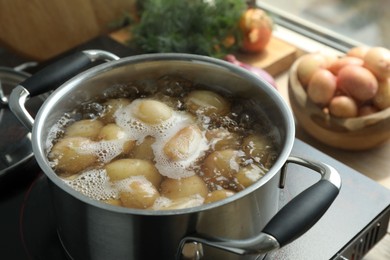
46, 75, 278, 209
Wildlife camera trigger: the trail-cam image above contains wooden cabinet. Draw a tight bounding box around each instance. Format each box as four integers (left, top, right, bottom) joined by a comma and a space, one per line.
0, 0, 136, 60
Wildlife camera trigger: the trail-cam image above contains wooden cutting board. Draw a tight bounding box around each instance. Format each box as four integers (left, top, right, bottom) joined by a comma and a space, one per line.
109, 27, 298, 77
233, 37, 298, 76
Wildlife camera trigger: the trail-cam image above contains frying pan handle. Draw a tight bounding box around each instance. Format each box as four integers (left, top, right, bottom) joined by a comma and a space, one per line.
177, 156, 341, 257
9, 50, 120, 130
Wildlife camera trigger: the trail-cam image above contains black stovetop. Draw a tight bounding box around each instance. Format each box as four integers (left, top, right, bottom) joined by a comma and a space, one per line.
1, 139, 390, 260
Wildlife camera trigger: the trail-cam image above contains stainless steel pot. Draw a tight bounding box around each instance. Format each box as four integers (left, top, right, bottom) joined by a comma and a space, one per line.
9, 50, 341, 260
0, 63, 42, 182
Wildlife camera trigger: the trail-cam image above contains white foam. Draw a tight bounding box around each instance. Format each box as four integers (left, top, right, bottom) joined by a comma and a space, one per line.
114, 99, 210, 179
88, 139, 128, 163
63, 169, 117, 200
152, 195, 205, 210
114, 175, 155, 194
45, 114, 73, 152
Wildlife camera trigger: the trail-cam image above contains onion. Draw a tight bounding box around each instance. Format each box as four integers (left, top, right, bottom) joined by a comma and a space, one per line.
224, 54, 277, 89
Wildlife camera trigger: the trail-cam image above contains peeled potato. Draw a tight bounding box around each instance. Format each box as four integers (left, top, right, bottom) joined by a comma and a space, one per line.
307, 69, 337, 106
163, 125, 203, 161
49, 137, 97, 175
204, 189, 235, 204
98, 123, 126, 140
101, 98, 131, 123
131, 135, 156, 160
98, 123, 135, 154
103, 199, 122, 206
152, 196, 204, 210
337, 65, 378, 101
329, 96, 358, 118
202, 149, 241, 178
242, 134, 271, 165
363, 47, 390, 80
160, 175, 208, 200
65, 119, 104, 139
119, 177, 160, 209
133, 99, 173, 124
105, 159, 162, 187
205, 128, 240, 151
185, 90, 230, 116
236, 164, 265, 188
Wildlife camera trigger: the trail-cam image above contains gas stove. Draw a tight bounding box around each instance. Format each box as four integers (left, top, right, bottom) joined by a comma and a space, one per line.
1, 139, 389, 260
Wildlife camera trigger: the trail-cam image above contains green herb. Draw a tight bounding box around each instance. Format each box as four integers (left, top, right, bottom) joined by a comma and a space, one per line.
128, 0, 247, 58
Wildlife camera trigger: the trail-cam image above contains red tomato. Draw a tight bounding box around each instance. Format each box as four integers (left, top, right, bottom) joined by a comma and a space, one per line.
239, 8, 273, 53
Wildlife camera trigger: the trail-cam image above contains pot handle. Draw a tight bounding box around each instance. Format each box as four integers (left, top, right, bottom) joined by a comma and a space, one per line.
9, 50, 120, 130
177, 156, 341, 257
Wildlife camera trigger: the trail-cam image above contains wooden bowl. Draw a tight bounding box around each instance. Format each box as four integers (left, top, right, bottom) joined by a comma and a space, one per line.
288, 57, 390, 151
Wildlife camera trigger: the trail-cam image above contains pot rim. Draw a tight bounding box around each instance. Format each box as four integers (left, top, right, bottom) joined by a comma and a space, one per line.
0, 67, 32, 177
32, 53, 295, 216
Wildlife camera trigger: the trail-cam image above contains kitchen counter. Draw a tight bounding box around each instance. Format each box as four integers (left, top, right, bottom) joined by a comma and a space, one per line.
0, 20, 388, 259
269, 26, 390, 260
109, 23, 390, 259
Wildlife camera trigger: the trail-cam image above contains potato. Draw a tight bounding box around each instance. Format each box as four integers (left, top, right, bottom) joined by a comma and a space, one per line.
163, 125, 203, 161
105, 159, 162, 187
101, 98, 131, 123
347, 46, 370, 59
205, 128, 240, 151
98, 123, 135, 154
373, 78, 390, 109
358, 105, 380, 116
242, 134, 271, 165
202, 149, 241, 178
329, 96, 358, 118
337, 65, 378, 101
152, 196, 204, 210
98, 123, 125, 140
133, 99, 173, 124
65, 119, 104, 139
49, 137, 97, 175
307, 69, 337, 106
236, 164, 265, 188
363, 47, 390, 80
296, 53, 328, 88
322, 53, 339, 67
131, 135, 156, 160
204, 189, 235, 204
103, 199, 122, 206
160, 175, 208, 199
185, 90, 230, 116
119, 177, 160, 209
328, 56, 364, 75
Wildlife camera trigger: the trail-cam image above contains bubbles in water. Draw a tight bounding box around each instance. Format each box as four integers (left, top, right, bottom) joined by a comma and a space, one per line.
48, 79, 279, 210
46, 114, 72, 151
114, 99, 209, 179
157, 75, 192, 97
103, 83, 140, 99
64, 170, 160, 202
64, 169, 116, 200
81, 102, 105, 119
